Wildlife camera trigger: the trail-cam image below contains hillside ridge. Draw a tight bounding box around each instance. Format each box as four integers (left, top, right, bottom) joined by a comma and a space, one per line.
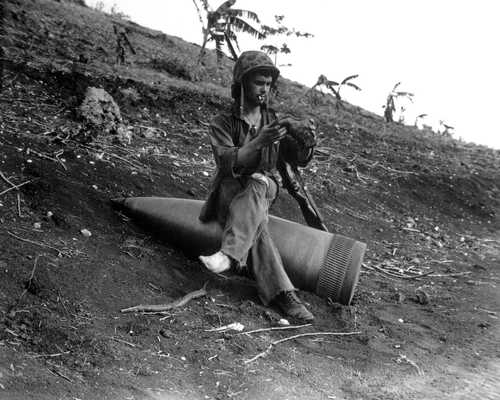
1, 1, 499, 399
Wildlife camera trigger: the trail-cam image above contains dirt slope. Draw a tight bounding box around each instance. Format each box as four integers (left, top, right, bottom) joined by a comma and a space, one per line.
1, 1, 499, 399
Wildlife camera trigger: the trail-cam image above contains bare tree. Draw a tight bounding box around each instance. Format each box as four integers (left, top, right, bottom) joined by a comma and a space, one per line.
259, 15, 312, 67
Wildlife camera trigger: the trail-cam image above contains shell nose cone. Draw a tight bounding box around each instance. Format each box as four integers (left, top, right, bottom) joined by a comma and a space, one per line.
110, 198, 127, 210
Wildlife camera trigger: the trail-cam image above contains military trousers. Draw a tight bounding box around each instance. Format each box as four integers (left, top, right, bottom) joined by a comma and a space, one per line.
218, 174, 295, 305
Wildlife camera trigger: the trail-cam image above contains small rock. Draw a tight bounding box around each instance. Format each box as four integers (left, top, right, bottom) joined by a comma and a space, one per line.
114, 125, 133, 145
141, 127, 156, 139
278, 318, 290, 326
159, 329, 171, 338
415, 288, 430, 305
406, 217, 416, 228
80, 229, 92, 237
120, 87, 141, 103
79, 87, 122, 132
46, 211, 53, 218
33, 222, 42, 229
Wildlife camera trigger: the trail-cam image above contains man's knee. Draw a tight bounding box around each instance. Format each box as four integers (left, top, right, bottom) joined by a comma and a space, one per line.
250, 173, 269, 187
247, 174, 269, 196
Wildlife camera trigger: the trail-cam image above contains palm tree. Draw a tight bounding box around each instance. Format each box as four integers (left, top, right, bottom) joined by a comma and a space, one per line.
414, 113, 428, 128
310, 74, 361, 109
439, 120, 455, 137
260, 43, 291, 65
193, 0, 263, 64
260, 44, 279, 63
384, 82, 414, 123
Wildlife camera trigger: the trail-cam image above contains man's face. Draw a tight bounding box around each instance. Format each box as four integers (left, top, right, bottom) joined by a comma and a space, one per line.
244, 72, 273, 106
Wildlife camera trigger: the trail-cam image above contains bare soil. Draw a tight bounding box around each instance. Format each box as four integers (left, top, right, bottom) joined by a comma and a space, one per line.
1, 1, 499, 399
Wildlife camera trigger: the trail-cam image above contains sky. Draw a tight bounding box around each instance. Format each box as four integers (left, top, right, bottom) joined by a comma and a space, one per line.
85, 0, 500, 149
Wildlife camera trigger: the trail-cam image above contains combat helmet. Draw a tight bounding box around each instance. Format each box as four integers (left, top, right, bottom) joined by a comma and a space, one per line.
231, 51, 280, 108
232, 50, 280, 85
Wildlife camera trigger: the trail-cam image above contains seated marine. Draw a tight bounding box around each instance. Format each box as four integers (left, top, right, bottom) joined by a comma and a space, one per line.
199, 50, 326, 323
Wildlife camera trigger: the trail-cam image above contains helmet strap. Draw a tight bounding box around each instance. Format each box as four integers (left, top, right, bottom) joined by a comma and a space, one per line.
239, 84, 245, 116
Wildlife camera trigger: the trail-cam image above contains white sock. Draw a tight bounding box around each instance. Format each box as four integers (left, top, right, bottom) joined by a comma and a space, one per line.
199, 251, 231, 274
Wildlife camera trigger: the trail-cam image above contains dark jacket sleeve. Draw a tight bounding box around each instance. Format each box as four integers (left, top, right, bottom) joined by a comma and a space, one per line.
208, 114, 240, 178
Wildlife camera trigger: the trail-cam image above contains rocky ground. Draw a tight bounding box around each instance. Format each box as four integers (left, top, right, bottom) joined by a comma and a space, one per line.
0, 1, 499, 399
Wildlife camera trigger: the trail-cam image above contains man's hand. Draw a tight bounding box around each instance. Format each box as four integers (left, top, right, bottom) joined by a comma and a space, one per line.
236, 120, 286, 169
253, 120, 287, 148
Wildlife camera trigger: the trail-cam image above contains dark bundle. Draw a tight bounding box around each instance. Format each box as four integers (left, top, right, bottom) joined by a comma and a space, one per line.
280, 117, 317, 149
278, 117, 317, 168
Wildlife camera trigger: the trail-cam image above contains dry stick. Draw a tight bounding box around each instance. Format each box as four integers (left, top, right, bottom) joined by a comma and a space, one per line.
428, 271, 472, 278
238, 324, 312, 336
134, 124, 168, 136
396, 354, 424, 376
1, 182, 32, 197
364, 160, 418, 175
6, 231, 68, 257
0, 181, 31, 196
105, 151, 146, 170
121, 282, 208, 313
47, 366, 73, 383
369, 263, 435, 280
56, 156, 67, 171
77, 143, 147, 171
83, 143, 142, 167
363, 264, 413, 280
402, 227, 420, 233
17, 192, 22, 217
28, 149, 68, 171
244, 331, 361, 364
0, 171, 32, 196
106, 336, 138, 348
30, 351, 70, 358
427, 259, 453, 264
477, 307, 497, 315
12, 255, 40, 310
0, 170, 16, 187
